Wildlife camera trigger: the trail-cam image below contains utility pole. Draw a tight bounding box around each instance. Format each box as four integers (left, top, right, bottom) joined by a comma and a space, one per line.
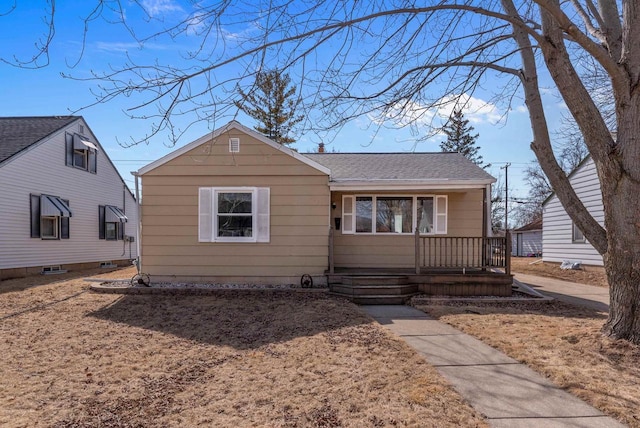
500, 162, 511, 234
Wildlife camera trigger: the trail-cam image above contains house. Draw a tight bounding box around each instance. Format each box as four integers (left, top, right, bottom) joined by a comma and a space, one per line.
511, 218, 542, 257
0, 116, 138, 280
134, 121, 511, 296
542, 156, 604, 266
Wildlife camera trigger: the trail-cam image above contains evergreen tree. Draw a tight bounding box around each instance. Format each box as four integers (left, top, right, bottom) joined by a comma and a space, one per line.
234, 70, 303, 146
440, 110, 488, 168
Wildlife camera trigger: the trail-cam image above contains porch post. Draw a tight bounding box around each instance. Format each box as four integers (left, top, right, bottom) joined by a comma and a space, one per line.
329, 227, 335, 274
415, 227, 420, 274
505, 230, 512, 275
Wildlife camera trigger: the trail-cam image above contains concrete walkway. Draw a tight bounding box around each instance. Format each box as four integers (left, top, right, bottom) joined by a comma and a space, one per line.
514, 273, 610, 312
361, 305, 624, 427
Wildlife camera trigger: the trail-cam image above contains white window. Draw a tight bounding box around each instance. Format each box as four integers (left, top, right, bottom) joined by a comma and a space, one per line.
572, 222, 585, 243
199, 187, 270, 243
342, 194, 447, 235
41, 216, 59, 239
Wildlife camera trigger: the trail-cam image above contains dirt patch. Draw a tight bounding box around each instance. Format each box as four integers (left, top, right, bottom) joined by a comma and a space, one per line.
414, 301, 640, 427
511, 257, 608, 288
0, 268, 486, 427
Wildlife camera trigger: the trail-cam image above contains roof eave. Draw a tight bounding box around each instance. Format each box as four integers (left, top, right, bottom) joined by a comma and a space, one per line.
329, 178, 496, 191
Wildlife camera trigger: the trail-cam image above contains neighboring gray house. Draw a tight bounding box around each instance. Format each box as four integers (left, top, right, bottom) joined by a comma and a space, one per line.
511, 218, 542, 257
542, 156, 604, 266
0, 116, 138, 280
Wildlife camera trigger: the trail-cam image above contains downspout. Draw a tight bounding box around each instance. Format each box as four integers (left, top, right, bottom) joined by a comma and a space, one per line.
131, 171, 142, 274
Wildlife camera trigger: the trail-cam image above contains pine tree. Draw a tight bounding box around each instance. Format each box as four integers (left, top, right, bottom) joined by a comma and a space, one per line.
440, 110, 488, 168
234, 70, 303, 146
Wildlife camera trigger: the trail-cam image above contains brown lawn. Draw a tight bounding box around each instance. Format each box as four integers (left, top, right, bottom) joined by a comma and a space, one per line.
0, 267, 486, 428
413, 300, 640, 427
511, 256, 608, 287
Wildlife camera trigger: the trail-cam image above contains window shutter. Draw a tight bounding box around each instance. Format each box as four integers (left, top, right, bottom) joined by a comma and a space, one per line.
256, 187, 270, 243
118, 214, 124, 240
435, 195, 448, 234
61, 199, 70, 239
89, 150, 97, 174
65, 133, 73, 166
198, 188, 213, 242
99, 205, 105, 239
342, 195, 355, 234
30, 194, 41, 238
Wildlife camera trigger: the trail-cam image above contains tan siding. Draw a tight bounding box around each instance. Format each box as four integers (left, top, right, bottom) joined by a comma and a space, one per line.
140, 130, 330, 282
331, 190, 484, 268
142, 235, 328, 247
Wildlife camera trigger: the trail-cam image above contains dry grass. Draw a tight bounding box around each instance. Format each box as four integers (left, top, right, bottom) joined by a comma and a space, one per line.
0, 268, 486, 428
413, 301, 640, 427
511, 256, 608, 287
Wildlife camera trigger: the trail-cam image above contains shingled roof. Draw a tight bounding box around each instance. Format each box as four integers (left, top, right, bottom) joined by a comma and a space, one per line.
304, 152, 495, 183
0, 116, 79, 164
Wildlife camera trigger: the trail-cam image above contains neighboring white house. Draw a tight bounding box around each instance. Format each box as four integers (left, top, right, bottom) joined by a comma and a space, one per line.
542, 156, 604, 266
512, 218, 542, 257
0, 116, 138, 279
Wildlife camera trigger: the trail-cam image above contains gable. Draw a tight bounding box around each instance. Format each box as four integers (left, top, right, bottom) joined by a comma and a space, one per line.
137, 121, 330, 177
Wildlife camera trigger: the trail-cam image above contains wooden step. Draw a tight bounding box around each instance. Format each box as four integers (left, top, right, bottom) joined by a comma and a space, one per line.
342, 275, 409, 286
331, 284, 418, 296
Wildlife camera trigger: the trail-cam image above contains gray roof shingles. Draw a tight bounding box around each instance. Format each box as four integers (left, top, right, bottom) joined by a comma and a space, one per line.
0, 116, 79, 164
304, 152, 495, 182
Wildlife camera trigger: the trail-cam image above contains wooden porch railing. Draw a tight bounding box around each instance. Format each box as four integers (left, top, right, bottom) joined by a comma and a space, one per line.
415, 229, 511, 275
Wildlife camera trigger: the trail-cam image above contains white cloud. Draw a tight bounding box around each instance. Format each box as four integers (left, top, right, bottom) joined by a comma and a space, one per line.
94, 41, 172, 52
370, 93, 503, 129
142, 0, 182, 17
514, 105, 528, 113
220, 21, 261, 42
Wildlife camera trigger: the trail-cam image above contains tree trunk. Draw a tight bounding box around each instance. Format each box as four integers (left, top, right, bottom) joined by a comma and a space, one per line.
601, 97, 640, 344
601, 181, 640, 343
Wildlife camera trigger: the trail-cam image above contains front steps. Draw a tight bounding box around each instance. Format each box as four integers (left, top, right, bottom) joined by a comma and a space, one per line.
329, 275, 418, 304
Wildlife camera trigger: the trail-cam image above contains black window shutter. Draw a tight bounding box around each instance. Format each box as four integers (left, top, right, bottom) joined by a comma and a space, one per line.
99, 205, 105, 239
30, 194, 40, 238
89, 150, 97, 174
65, 133, 74, 166
61, 199, 70, 239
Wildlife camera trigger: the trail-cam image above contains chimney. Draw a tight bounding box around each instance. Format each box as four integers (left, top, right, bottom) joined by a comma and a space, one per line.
318, 142, 325, 153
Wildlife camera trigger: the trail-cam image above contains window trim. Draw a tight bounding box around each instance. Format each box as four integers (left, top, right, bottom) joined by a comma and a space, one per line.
105, 221, 118, 241
214, 188, 256, 243
341, 194, 448, 235
73, 148, 88, 170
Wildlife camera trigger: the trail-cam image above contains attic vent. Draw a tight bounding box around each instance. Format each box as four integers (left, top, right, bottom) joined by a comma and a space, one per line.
229, 138, 240, 153
78, 124, 85, 134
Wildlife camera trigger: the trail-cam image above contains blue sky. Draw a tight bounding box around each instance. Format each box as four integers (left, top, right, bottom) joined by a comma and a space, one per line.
0, 1, 569, 209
